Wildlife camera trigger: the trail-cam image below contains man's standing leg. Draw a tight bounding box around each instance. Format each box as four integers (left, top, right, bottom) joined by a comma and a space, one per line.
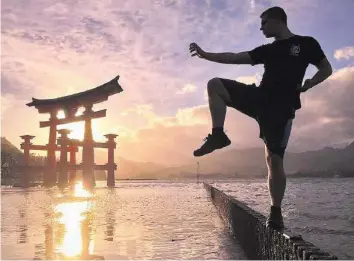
265, 146, 286, 230
265, 146, 287, 208
264, 119, 292, 230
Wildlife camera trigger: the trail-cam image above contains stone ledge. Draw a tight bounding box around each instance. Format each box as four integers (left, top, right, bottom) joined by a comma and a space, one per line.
203, 182, 338, 260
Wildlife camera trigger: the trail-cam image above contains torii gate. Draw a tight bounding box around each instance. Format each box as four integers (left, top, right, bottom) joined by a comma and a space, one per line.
21, 75, 123, 189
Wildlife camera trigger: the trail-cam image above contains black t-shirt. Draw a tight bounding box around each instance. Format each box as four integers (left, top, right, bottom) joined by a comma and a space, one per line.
248, 35, 326, 115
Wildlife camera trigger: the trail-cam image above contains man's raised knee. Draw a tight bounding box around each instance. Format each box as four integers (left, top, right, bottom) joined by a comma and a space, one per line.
207, 77, 222, 95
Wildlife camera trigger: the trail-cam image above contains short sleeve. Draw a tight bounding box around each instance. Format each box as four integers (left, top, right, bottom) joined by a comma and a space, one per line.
308, 37, 326, 66
248, 44, 268, 65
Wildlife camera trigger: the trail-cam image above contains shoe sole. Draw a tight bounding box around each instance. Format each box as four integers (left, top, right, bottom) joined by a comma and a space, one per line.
193, 140, 231, 157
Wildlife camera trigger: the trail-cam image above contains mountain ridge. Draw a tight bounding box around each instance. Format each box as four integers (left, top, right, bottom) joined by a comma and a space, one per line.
2, 137, 354, 179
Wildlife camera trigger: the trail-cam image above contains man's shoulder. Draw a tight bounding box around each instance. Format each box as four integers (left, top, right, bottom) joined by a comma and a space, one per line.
269, 35, 316, 42
269, 35, 320, 50
252, 42, 272, 50
293, 35, 319, 43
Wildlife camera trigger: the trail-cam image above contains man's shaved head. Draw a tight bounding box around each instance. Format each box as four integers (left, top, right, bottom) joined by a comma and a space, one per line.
261, 6, 287, 25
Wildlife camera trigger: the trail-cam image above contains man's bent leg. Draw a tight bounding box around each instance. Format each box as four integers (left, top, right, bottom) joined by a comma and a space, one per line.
193, 78, 232, 157
207, 78, 232, 129
194, 78, 258, 157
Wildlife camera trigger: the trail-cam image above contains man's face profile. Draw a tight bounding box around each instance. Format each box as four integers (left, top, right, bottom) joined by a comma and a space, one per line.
260, 15, 278, 38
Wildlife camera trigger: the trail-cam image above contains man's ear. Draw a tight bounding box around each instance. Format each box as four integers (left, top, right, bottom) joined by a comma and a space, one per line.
275, 20, 283, 26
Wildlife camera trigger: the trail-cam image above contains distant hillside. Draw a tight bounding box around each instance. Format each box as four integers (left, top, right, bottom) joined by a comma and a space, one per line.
153, 147, 267, 178
0, 138, 162, 181
1, 137, 24, 179
153, 142, 354, 179
115, 156, 167, 179
285, 142, 354, 172
2, 137, 354, 180
1, 138, 165, 180
1, 137, 23, 158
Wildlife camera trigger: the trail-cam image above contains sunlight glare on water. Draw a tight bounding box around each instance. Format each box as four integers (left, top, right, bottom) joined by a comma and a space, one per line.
54, 201, 94, 258
53, 181, 95, 259
1, 181, 246, 260
74, 181, 93, 198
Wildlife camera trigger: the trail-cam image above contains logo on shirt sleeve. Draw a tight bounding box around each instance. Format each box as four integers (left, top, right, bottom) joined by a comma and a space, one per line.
290, 44, 300, 56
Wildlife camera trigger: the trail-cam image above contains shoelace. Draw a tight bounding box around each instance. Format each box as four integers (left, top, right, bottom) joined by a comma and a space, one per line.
202, 129, 228, 142
203, 134, 212, 141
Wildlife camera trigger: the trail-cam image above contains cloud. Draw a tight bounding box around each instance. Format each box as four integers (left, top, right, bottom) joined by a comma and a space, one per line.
112, 105, 210, 165
1, 94, 16, 120
334, 46, 354, 60
115, 66, 354, 164
203, 89, 208, 102
110, 101, 261, 165
236, 75, 260, 85
2, 0, 354, 165
176, 84, 198, 95
290, 66, 354, 150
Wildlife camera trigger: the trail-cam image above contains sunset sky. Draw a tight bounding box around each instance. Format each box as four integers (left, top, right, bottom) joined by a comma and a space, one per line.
1, 0, 354, 166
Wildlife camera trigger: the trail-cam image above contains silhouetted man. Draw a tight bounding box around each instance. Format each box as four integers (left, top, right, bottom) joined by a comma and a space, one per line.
189, 6, 332, 230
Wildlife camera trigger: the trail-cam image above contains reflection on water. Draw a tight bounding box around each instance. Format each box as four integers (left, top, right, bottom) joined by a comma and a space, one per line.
55, 201, 93, 258
72, 182, 93, 198
40, 182, 104, 260
18, 225, 28, 244
17, 209, 28, 244
3, 179, 353, 259
2, 181, 246, 260
104, 208, 115, 242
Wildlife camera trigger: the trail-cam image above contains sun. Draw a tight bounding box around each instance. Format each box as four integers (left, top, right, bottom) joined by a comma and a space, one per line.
57, 110, 104, 141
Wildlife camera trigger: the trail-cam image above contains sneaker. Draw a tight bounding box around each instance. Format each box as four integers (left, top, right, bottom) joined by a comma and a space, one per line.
266, 211, 284, 231
193, 132, 231, 157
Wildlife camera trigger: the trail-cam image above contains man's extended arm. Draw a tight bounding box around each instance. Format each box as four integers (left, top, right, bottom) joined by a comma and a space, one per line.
201, 51, 254, 64
189, 43, 255, 64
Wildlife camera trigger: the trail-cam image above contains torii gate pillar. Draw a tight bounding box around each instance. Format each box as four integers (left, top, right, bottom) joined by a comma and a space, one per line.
46, 110, 58, 186
82, 104, 95, 189
20, 135, 35, 188
105, 134, 118, 187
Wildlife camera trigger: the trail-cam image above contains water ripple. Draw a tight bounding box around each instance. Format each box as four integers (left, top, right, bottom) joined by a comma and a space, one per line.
1, 181, 246, 260
213, 177, 354, 259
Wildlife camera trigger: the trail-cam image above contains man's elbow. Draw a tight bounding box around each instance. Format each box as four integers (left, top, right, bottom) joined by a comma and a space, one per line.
318, 58, 333, 78
319, 65, 333, 80
326, 63, 333, 77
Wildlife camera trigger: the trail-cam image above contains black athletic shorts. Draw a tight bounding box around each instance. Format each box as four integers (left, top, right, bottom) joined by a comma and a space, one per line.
219, 78, 294, 157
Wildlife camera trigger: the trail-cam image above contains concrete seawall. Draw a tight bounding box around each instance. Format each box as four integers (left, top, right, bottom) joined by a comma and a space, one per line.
203, 182, 338, 260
